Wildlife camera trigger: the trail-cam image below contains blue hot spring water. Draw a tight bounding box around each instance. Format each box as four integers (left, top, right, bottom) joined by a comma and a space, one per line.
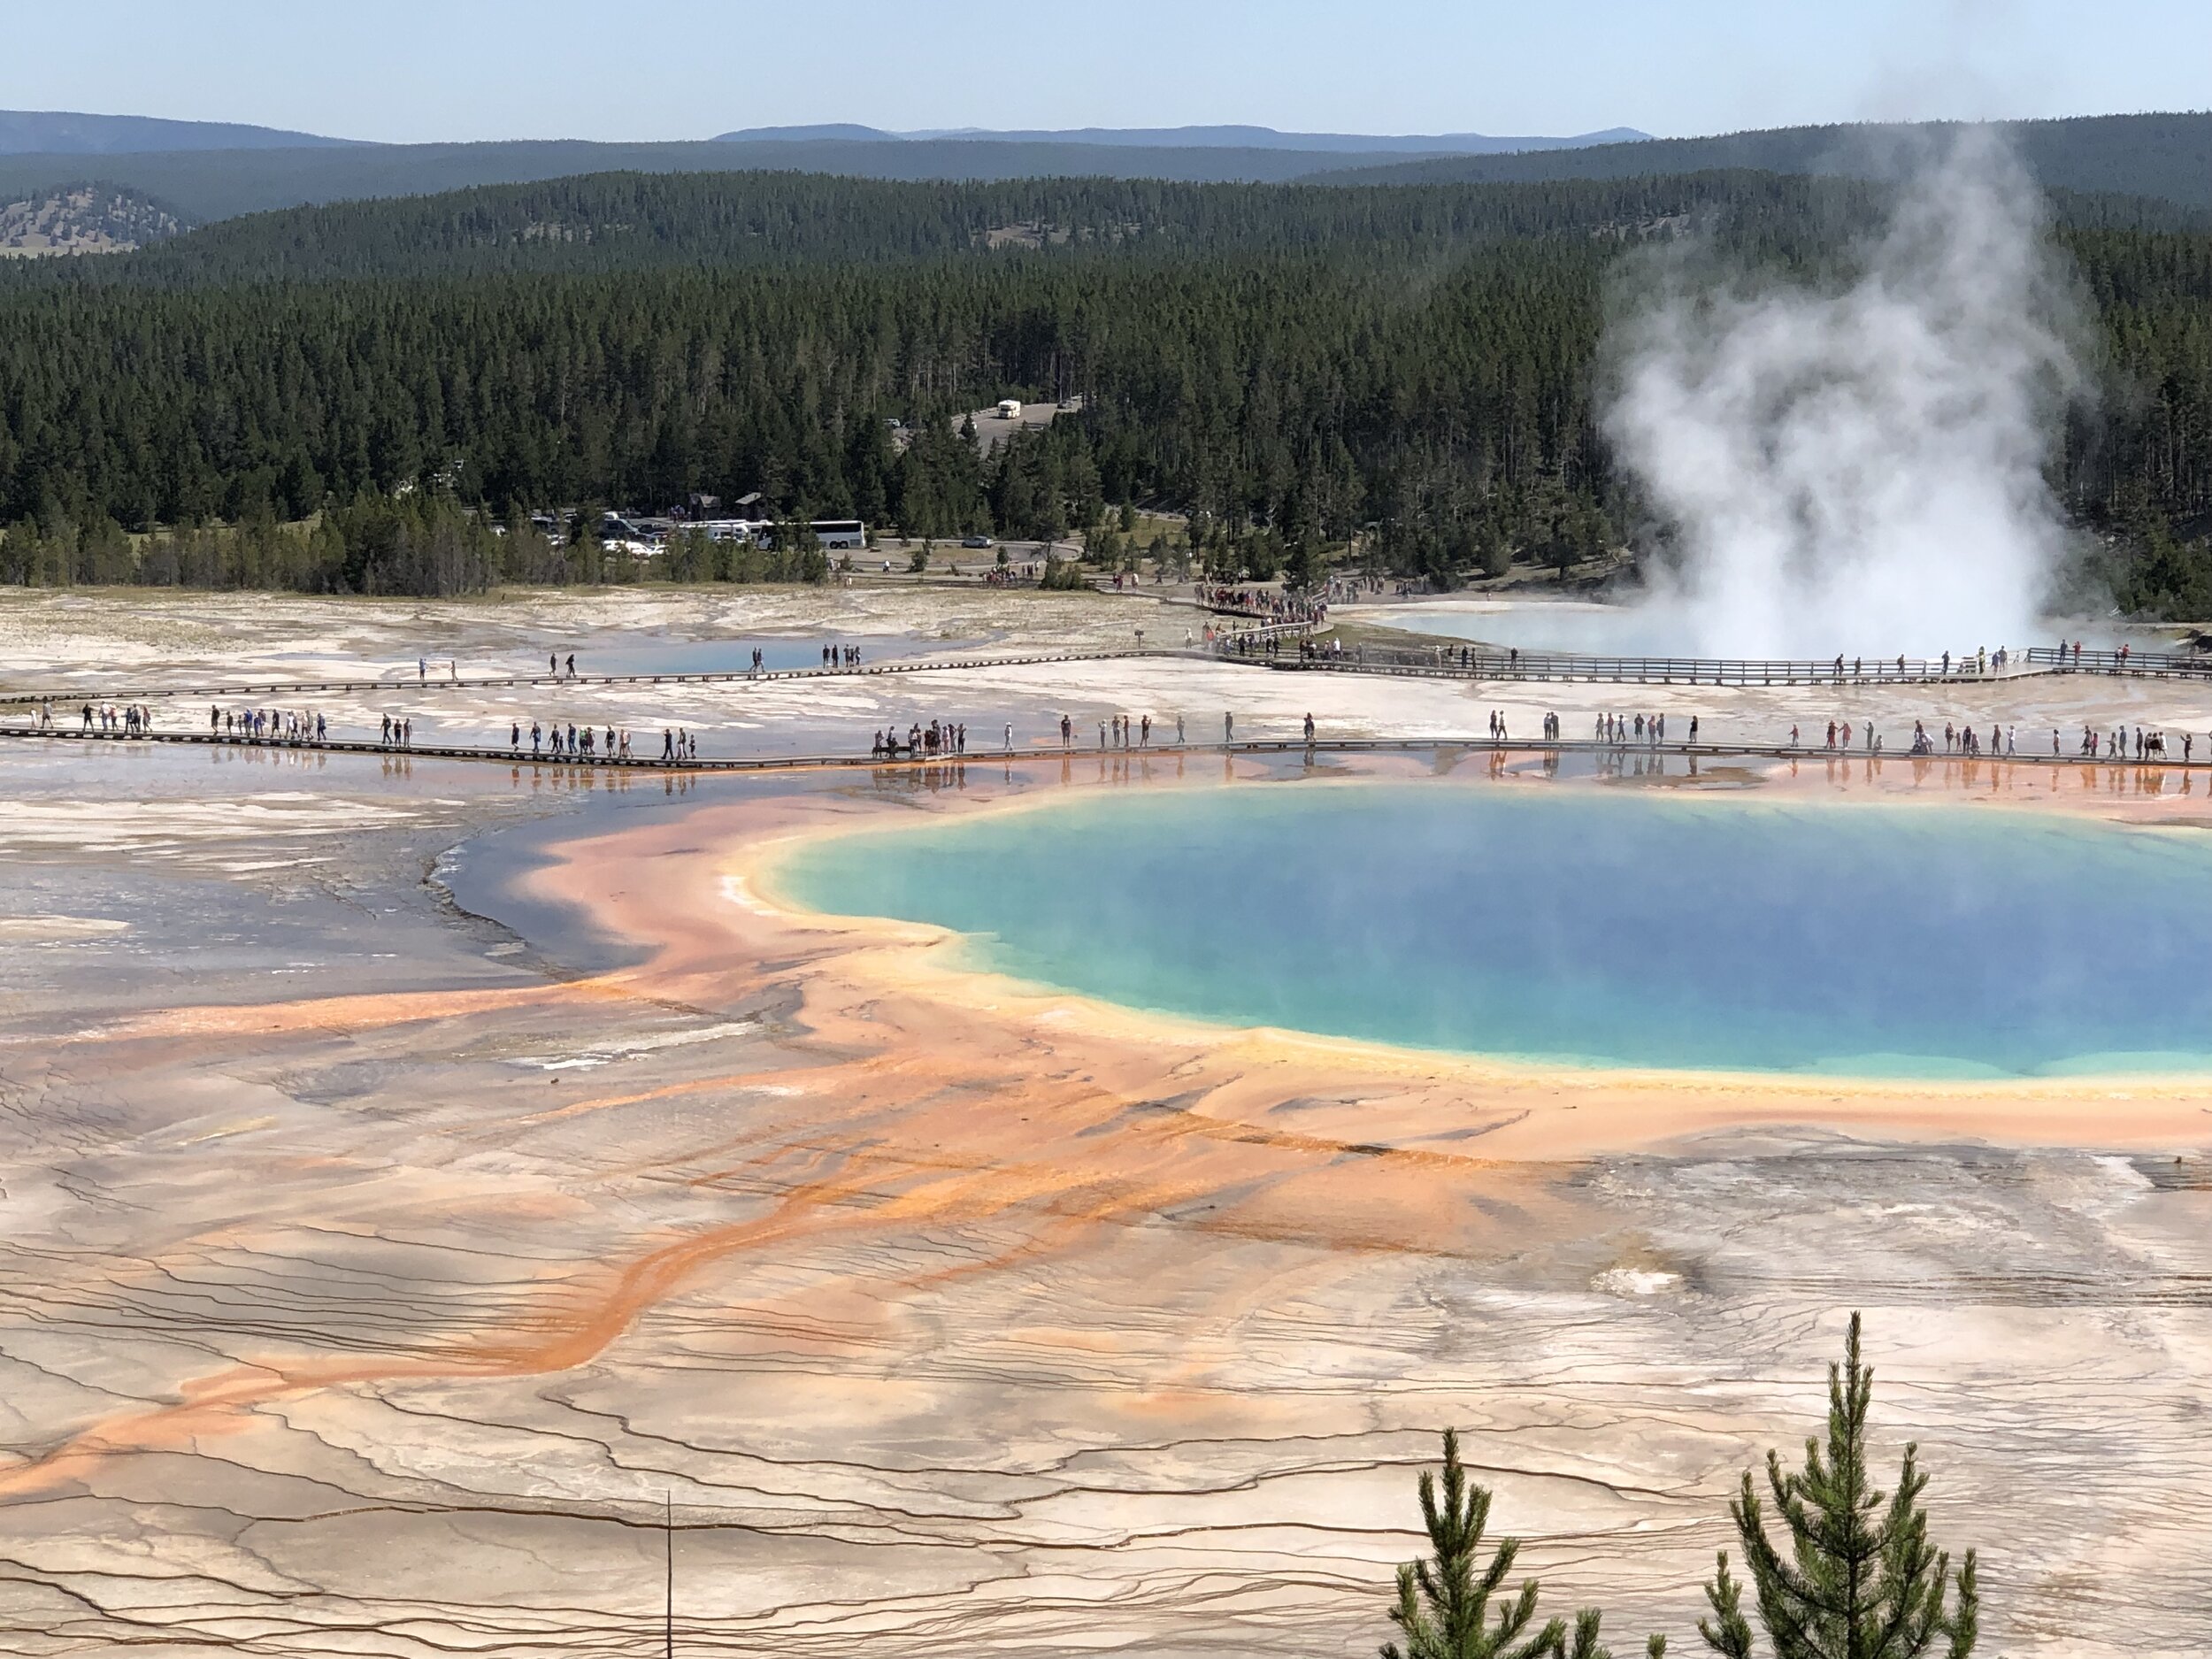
771, 783, 2212, 1077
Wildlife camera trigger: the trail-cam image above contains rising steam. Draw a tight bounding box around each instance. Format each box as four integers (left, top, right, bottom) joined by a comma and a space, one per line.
1605, 131, 2085, 659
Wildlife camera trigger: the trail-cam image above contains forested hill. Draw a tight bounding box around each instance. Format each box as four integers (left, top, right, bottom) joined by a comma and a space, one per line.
57, 170, 1891, 284
27, 167, 2209, 287
1314, 112, 2212, 211
1, 165, 2208, 612
0, 134, 1459, 225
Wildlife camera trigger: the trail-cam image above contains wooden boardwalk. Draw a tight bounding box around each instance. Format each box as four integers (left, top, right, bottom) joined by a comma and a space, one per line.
7, 723, 2205, 775
0, 646, 1164, 708
1231, 641, 2047, 687
0, 636, 2194, 714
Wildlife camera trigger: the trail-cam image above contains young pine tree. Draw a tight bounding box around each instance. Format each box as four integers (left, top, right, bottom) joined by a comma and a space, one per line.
1384, 1429, 1660, 1659
1700, 1315, 1978, 1659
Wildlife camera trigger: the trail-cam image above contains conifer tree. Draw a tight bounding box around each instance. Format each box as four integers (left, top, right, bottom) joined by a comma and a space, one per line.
1699, 1315, 1978, 1659
1384, 1430, 1655, 1659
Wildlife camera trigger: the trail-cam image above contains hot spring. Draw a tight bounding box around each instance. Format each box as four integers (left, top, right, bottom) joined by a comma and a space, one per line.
771, 781, 2212, 1079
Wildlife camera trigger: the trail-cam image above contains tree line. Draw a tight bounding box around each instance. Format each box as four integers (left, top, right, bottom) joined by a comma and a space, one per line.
0, 167, 2208, 609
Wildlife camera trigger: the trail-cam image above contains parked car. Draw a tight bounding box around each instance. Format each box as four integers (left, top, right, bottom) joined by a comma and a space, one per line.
961, 534, 995, 549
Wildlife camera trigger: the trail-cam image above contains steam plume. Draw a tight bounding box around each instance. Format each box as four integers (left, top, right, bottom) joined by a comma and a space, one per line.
1605, 131, 2085, 659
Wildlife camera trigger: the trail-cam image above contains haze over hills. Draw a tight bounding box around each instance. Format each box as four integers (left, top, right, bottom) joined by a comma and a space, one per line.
0, 110, 361, 154
1310, 111, 2212, 207
713, 123, 1654, 154
0, 136, 1572, 221
0, 107, 2209, 225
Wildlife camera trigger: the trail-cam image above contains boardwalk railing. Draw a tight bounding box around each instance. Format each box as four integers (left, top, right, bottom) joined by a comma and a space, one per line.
1219, 641, 2021, 686
16, 723, 2212, 774
2025, 645, 2212, 677
1207, 620, 1315, 648
21, 636, 2200, 710
0, 646, 1163, 708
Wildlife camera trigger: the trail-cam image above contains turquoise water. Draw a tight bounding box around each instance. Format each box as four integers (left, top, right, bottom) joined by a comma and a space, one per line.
772, 783, 2212, 1077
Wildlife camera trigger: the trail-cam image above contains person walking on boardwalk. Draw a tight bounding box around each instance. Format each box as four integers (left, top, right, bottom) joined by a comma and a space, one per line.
565, 653, 576, 679
511, 722, 521, 752
1303, 711, 1317, 744
1224, 710, 1235, 743
549, 653, 557, 677
661, 728, 674, 760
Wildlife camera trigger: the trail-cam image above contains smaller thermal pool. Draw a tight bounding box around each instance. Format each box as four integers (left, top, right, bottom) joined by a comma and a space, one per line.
1366, 596, 2145, 661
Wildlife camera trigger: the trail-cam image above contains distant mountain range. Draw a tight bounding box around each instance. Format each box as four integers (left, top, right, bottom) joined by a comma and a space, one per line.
1306, 112, 2212, 201
2, 108, 2210, 224
0, 110, 362, 155
0, 110, 1647, 160
710, 124, 1653, 155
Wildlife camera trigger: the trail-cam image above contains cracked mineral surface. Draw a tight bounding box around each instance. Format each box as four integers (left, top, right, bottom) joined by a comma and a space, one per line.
1, 588, 2208, 1656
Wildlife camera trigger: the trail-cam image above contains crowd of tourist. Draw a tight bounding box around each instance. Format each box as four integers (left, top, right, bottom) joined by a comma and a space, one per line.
27, 623, 2212, 781
75, 703, 157, 735
1779, 716, 2199, 762
1196, 584, 1328, 626
2073, 724, 2180, 758
511, 721, 696, 761
208, 704, 331, 744
872, 721, 966, 759
1561, 710, 1701, 747
864, 711, 1210, 760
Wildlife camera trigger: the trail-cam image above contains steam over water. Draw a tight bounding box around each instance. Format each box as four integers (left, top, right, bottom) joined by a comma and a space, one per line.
777, 784, 2212, 1079
1605, 132, 2085, 659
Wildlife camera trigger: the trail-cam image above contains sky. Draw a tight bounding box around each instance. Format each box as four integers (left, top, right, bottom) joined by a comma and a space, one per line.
7, 0, 2209, 144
